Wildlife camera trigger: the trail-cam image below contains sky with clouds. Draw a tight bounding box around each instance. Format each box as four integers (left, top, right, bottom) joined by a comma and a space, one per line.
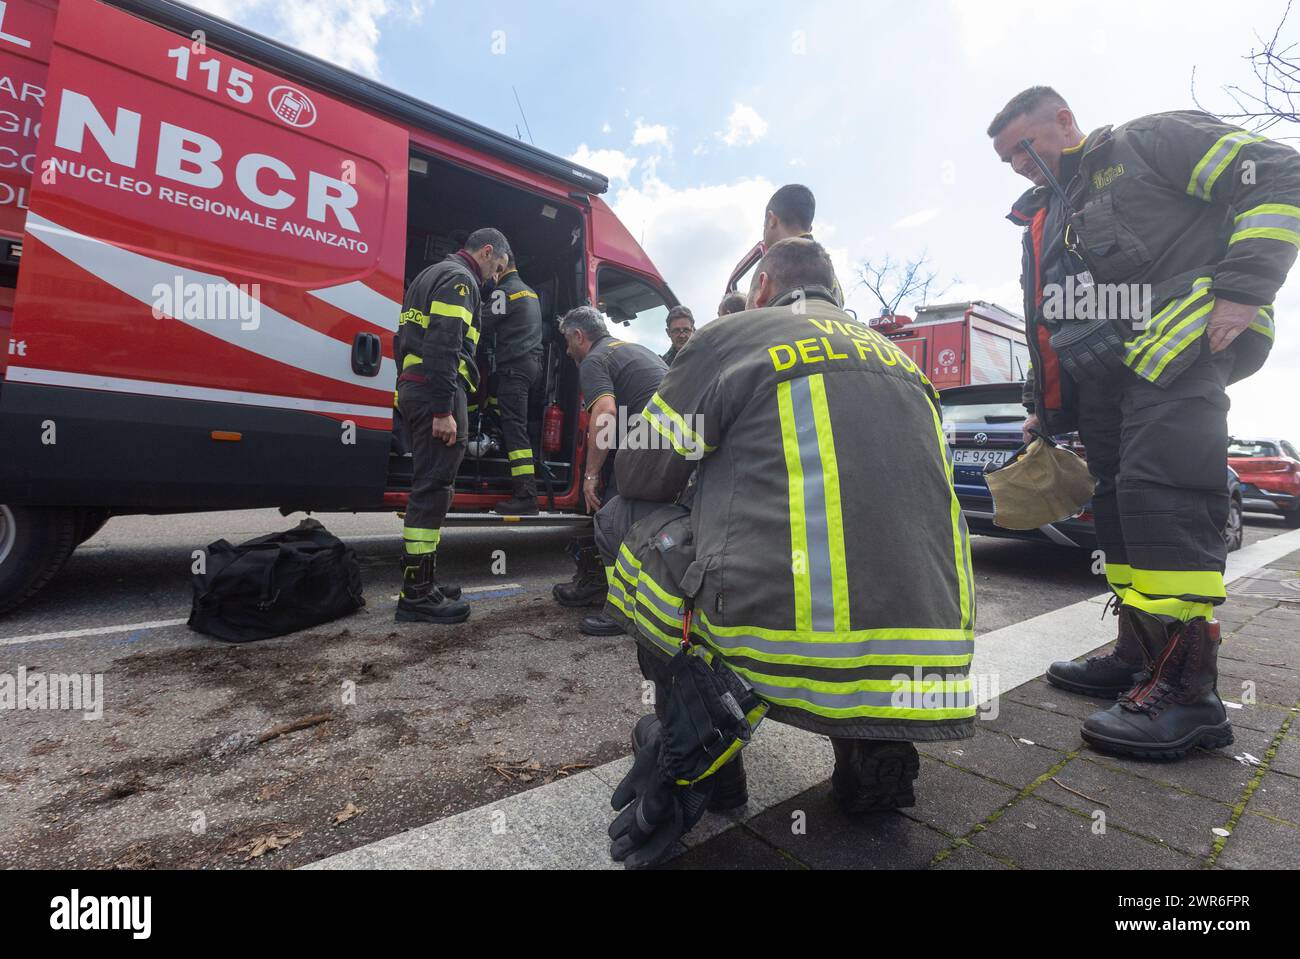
194, 0, 1299, 438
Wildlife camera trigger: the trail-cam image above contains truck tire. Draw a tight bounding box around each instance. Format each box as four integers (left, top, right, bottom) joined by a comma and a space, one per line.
0, 505, 78, 616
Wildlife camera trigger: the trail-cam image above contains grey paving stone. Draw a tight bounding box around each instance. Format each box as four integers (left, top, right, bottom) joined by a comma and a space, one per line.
1035, 756, 1233, 858
661, 826, 801, 870
1244, 770, 1300, 824
1215, 695, 1293, 735
921, 727, 1066, 790
1270, 733, 1300, 780
901, 757, 1018, 838
1005, 676, 1118, 723
1216, 657, 1300, 701
1215, 812, 1300, 869
970, 797, 1197, 869
931, 844, 1014, 870
1081, 724, 1276, 804
744, 782, 951, 869
977, 697, 1088, 752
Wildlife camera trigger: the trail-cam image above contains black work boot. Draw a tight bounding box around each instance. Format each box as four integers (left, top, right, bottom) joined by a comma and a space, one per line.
581, 612, 625, 636
1047, 601, 1162, 698
1082, 615, 1234, 760
494, 476, 539, 516
553, 538, 608, 607
630, 715, 747, 812
396, 556, 470, 624
397, 554, 460, 600
830, 738, 921, 814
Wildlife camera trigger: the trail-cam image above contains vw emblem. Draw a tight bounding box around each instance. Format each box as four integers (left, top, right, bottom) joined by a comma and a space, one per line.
974, 432, 989, 446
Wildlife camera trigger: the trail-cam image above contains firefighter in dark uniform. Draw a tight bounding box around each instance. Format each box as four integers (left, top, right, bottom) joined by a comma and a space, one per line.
762, 183, 844, 306
989, 87, 1300, 758
486, 252, 545, 515
551, 306, 667, 615
395, 228, 510, 624
593, 238, 976, 864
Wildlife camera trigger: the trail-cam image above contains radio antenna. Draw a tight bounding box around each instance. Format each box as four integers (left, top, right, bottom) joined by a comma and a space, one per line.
513, 86, 535, 145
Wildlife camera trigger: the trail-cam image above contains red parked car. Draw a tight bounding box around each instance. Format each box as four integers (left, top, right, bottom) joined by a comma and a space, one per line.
1228, 438, 1300, 527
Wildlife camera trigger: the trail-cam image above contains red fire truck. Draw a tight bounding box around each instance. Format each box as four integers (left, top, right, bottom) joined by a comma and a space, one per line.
0, 0, 678, 613
871, 301, 1028, 390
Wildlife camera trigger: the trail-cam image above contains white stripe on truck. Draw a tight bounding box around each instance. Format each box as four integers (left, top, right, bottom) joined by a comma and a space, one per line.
308, 281, 401, 333
24, 213, 397, 391
4, 366, 393, 420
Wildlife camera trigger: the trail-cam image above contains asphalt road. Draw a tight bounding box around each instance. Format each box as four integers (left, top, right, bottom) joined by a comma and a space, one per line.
0, 508, 1289, 868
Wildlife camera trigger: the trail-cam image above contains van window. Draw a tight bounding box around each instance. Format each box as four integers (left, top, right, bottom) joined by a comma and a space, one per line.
597, 267, 669, 328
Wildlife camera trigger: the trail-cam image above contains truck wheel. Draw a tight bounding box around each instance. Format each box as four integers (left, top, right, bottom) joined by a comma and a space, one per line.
0, 505, 78, 616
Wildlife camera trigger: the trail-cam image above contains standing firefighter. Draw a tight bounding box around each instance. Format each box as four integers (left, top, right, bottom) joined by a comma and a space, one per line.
598, 238, 976, 866
487, 253, 545, 516
989, 87, 1300, 758
395, 229, 510, 624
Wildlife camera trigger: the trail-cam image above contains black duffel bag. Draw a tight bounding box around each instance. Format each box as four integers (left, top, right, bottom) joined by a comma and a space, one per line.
188, 518, 365, 643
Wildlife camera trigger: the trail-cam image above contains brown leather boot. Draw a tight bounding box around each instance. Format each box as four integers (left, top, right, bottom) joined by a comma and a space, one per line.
1082, 615, 1234, 760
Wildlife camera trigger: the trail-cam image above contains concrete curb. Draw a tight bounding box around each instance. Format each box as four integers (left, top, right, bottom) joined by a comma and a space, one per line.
303, 527, 1300, 870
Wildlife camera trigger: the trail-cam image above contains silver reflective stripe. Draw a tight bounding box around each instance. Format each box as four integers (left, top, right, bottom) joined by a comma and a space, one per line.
635, 581, 685, 625
789, 377, 836, 630
746, 676, 973, 711
1136, 307, 1212, 380
1189, 131, 1260, 200
1233, 212, 1300, 235
706, 630, 974, 660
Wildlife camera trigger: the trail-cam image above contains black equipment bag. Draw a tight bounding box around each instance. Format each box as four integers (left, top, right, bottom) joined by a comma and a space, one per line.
188, 518, 365, 643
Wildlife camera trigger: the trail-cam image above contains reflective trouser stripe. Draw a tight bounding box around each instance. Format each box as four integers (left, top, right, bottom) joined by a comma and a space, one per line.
403, 526, 441, 556
1186, 131, 1263, 201
1231, 204, 1300, 249
511, 464, 535, 477
1125, 568, 1223, 621
508, 448, 534, 477
777, 375, 847, 631
1106, 562, 1133, 601
925, 387, 975, 633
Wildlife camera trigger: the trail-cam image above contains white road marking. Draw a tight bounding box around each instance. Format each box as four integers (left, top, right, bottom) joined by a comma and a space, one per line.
0, 583, 528, 649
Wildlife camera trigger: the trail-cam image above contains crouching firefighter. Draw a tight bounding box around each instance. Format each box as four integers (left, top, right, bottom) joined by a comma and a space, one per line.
989, 87, 1300, 758
599, 238, 978, 867
395, 228, 510, 624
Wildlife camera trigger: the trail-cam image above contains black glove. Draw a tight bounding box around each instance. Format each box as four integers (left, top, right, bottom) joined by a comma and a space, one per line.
609, 721, 714, 869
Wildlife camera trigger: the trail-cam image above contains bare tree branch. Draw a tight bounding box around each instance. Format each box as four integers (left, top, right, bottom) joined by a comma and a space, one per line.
854, 251, 952, 316
1192, 1, 1300, 136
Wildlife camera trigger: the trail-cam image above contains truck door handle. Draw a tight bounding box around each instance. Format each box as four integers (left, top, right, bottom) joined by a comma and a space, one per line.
351, 332, 382, 377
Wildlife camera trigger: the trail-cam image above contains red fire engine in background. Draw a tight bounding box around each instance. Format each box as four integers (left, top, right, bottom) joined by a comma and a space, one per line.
871, 301, 1028, 390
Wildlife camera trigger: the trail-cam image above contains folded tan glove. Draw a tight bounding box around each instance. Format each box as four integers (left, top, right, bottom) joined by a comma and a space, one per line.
984, 435, 1096, 530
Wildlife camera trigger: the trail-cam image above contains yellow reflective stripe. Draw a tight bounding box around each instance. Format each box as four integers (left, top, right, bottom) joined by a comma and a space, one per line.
404, 527, 442, 543
1249, 306, 1276, 340
777, 380, 811, 631
1124, 596, 1215, 621
458, 358, 473, 384
808, 375, 849, 632
508, 290, 539, 300
511, 463, 535, 477
402, 354, 422, 370
403, 541, 438, 555
1145, 301, 1216, 381
1124, 278, 1213, 363
1235, 202, 1300, 222
646, 392, 715, 454
1187, 131, 1263, 201
507, 448, 532, 461
696, 609, 972, 644
465, 322, 481, 345
926, 396, 972, 632
400, 308, 429, 328
1229, 226, 1300, 249
1130, 568, 1226, 601
643, 409, 703, 459
429, 300, 473, 324
726, 662, 976, 721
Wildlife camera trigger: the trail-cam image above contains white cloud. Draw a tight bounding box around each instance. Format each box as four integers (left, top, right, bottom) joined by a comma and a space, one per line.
892, 208, 943, 230
190, 0, 419, 78
567, 145, 638, 184
718, 103, 768, 148
632, 119, 671, 150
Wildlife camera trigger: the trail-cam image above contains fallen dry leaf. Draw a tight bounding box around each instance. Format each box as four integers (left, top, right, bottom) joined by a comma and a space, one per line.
331, 802, 366, 826
240, 829, 304, 862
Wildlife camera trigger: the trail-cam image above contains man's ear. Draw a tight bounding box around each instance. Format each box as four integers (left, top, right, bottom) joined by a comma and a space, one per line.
753, 271, 773, 309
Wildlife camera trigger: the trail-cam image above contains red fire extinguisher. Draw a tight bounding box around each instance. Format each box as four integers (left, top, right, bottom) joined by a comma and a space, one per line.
542, 403, 564, 454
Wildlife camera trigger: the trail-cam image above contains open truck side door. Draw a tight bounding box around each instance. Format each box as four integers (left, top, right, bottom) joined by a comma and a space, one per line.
0, 0, 407, 511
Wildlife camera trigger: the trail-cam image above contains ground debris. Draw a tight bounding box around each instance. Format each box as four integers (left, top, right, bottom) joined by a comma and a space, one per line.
238, 828, 305, 862
331, 802, 365, 827
485, 755, 594, 786
209, 713, 335, 760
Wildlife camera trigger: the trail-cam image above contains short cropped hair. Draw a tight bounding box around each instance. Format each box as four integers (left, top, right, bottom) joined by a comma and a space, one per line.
464, 227, 511, 259
987, 86, 1068, 138
718, 291, 748, 316
558, 305, 608, 341
666, 306, 695, 329
766, 184, 815, 232
758, 237, 836, 301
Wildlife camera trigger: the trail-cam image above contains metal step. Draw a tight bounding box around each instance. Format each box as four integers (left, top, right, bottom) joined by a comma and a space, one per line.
440, 511, 593, 527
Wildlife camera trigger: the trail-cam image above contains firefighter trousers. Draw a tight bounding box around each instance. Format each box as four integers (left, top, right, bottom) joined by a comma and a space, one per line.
399, 384, 467, 567
495, 356, 540, 498
1075, 341, 1235, 621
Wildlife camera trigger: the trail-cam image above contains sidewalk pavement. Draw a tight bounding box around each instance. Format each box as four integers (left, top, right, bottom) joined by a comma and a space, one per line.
307, 530, 1300, 871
